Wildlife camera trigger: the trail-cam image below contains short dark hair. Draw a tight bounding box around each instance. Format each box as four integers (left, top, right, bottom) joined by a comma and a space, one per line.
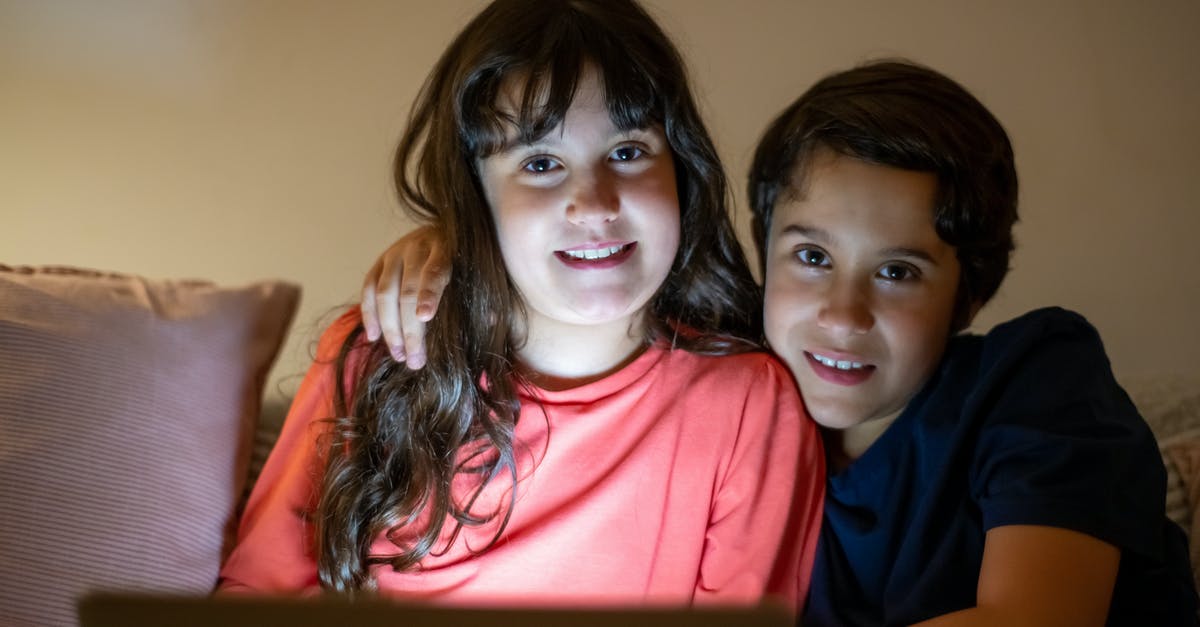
748, 59, 1019, 330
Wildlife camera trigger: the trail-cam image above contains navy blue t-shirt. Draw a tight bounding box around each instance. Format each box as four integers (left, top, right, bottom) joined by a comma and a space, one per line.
803, 308, 1196, 626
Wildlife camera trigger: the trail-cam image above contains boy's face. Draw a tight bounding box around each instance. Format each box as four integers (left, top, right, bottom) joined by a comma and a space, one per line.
763, 151, 963, 439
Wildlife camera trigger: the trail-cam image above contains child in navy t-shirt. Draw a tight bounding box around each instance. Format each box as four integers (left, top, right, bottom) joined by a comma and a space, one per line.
749, 60, 1196, 626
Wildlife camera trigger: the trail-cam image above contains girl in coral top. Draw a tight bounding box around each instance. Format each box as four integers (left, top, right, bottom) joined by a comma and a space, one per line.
218, 0, 824, 612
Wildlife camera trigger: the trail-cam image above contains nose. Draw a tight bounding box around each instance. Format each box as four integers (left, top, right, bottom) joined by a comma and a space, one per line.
566, 171, 619, 225
816, 278, 874, 337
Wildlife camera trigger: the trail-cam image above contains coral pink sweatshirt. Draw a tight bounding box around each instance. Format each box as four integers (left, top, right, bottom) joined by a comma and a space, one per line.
219, 310, 824, 612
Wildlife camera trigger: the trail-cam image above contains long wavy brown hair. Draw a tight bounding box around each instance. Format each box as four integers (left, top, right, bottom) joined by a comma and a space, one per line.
315, 0, 763, 593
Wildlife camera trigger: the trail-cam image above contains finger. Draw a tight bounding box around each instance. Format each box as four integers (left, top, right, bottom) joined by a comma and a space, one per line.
415, 242, 451, 322
398, 240, 431, 369
374, 248, 406, 362
360, 258, 383, 342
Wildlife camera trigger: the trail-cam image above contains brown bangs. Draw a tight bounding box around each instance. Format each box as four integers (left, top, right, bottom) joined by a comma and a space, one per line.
456, 10, 662, 160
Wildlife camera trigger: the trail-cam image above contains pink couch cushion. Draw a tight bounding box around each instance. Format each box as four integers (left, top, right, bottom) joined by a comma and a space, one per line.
0, 265, 300, 627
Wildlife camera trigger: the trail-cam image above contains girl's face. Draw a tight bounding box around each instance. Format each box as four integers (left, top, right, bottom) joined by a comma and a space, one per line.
478, 69, 680, 370
762, 151, 962, 448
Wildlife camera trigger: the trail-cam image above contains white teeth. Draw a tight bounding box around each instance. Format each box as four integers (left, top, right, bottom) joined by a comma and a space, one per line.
811, 352, 865, 370
565, 245, 623, 260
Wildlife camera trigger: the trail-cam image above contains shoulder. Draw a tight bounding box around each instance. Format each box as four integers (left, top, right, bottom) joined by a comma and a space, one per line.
657, 349, 805, 430
958, 306, 1104, 377
662, 345, 791, 372
926, 307, 1151, 479
663, 348, 799, 396
312, 307, 368, 363
958, 310, 1167, 557
302, 307, 377, 402
958, 308, 1149, 467
946, 307, 1112, 403
981, 306, 1102, 357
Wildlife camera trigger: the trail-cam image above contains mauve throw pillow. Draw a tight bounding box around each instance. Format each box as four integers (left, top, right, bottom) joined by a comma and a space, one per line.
0, 265, 300, 627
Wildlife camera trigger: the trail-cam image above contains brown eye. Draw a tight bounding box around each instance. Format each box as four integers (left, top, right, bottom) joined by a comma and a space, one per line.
878, 264, 915, 281
796, 248, 829, 267
611, 145, 645, 162
523, 157, 559, 173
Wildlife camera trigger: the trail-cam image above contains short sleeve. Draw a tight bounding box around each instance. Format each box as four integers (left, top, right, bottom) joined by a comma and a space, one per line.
969, 309, 1165, 559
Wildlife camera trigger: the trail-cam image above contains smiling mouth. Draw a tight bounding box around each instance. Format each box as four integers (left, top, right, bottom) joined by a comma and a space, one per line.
555, 242, 636, 268
809, 352, 867, 371
805, 351, 876, 386
561, 244, 628, 260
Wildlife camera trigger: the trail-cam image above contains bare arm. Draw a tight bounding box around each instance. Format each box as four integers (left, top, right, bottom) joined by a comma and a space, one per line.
912, 525, 1119, 627
360, 224, 451, 369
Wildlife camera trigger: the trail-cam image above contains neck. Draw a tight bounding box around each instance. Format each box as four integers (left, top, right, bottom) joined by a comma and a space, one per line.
513, 315, 651, 392
823, 411, 901, 472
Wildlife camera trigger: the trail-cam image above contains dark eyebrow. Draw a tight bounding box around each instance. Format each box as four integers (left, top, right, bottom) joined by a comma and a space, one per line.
779, 224, 831, 244
496, 124, 656, 156
780, 224, 940, 266
880, 246, 939, 265
495, 137, 547, 156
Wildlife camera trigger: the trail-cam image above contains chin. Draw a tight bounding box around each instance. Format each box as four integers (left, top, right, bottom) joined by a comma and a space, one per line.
820, 418, 867, 432
805, 407, 864, 431
801, 391, 877, 429
564, 307, 640, 326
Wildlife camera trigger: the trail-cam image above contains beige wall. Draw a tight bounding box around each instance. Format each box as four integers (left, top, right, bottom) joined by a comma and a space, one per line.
3, 0, 1197, 399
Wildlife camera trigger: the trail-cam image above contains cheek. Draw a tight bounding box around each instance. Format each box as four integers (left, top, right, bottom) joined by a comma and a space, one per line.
635, 178, 680, 229
663, 202, 682, 247
762, 271, 807, 355
885, 302, 953, 376
630, 179, 681, 261
492, 186, 551, 241
632, 156, 680, 210
662, 222, 681, 266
